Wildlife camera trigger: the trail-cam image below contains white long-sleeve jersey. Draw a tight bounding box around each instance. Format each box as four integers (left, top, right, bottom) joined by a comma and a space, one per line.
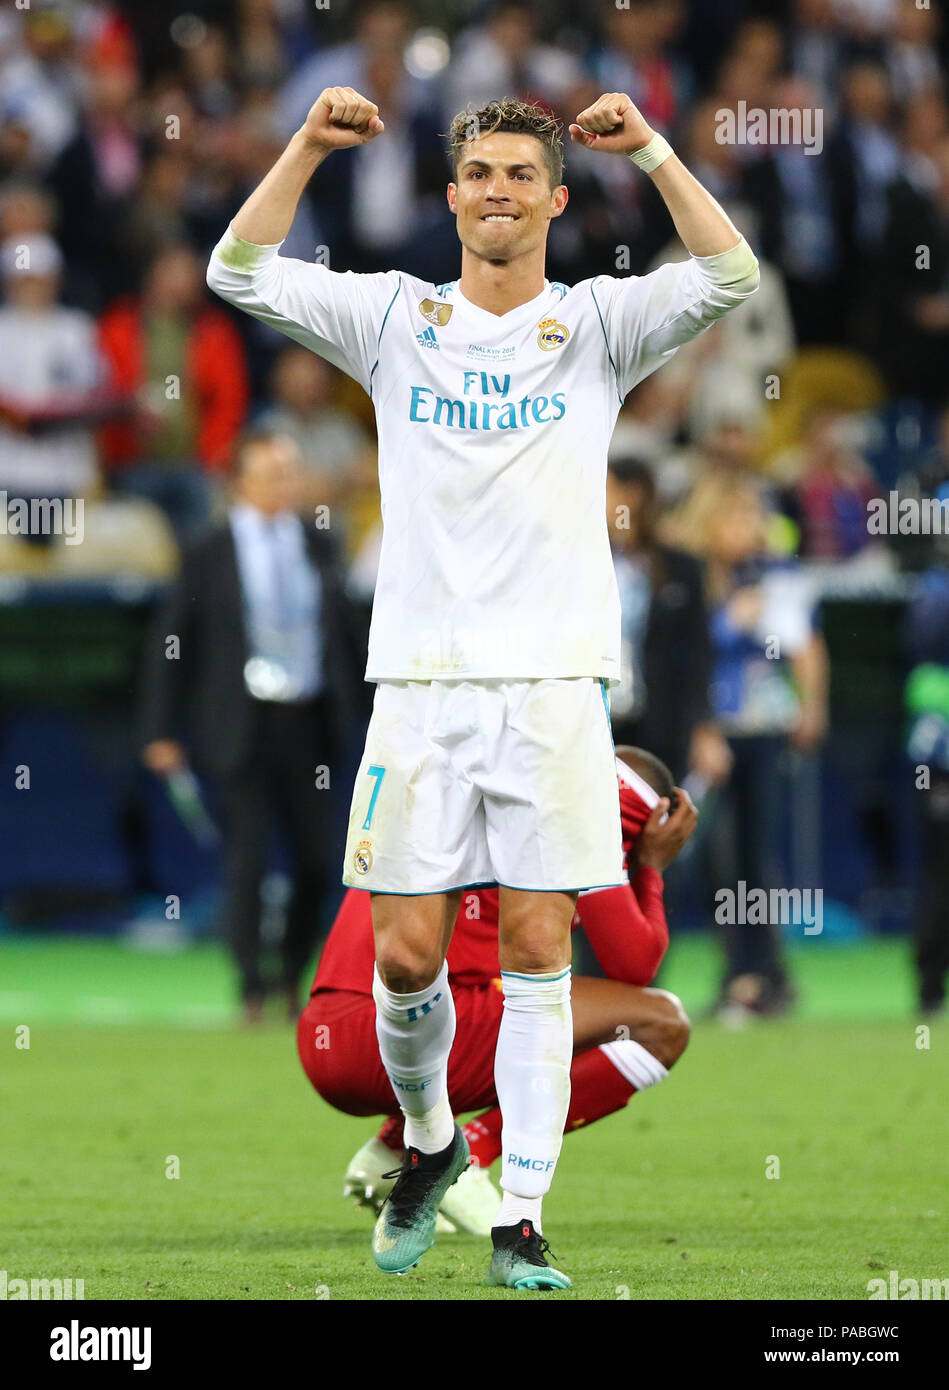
208, 226, 758, 683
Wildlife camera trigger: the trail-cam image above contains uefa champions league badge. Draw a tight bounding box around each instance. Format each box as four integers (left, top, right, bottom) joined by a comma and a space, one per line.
353, 840, 373, 875
418, 298, 453, 327
537, 317, 570, 350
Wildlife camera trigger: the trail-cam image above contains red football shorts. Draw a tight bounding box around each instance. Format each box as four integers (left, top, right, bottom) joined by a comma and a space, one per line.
297, 982, 505, 1117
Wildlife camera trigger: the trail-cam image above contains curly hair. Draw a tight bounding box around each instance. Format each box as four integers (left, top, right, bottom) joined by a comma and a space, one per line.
446, 98, 564, 187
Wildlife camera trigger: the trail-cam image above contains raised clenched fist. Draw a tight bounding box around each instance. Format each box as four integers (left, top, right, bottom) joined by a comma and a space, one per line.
568, 93, 653, 156
301, 86, 385, 152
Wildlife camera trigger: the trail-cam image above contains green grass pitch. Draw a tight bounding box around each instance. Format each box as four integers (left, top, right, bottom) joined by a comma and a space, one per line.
1, 936, 946, 1300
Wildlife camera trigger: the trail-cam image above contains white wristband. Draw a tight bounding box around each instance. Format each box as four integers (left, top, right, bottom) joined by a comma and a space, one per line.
628, 132, 674, 174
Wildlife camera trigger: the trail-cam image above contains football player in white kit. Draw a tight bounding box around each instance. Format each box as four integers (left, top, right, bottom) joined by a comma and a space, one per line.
207, 86, 759, 1289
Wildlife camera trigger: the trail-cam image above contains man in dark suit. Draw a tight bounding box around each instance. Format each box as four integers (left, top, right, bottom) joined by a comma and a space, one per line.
141, 428, 362, 1022
606, 456, 730, 788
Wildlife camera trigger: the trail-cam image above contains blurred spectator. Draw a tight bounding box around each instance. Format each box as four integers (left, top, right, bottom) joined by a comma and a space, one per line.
178, 24, 236, 122
665, 474, 829, 1017
98, 243, 249, 542
743, 75, 851, 345
0, 232, 104, 508
893, 404, 949, 573
714, 28, 784, 131
903, 563, 949, 1015
606, 456, 730, 789
589, 0, 692, 135
257, 346, 371, 515
0, 117, 35, 181
776, 408, 880, 561
298, 44, 448, 275
447, 2, 583, 117
879, 129, 949, 406
235, 0, 292, 90
114, 151, 195, 275
827, 61, 901, 347
278, 0, 432, 138
48, 60, 144, 310
0, 177, 56, 240
0, 5, 80, 172
659, 376, 766, 507
646, 217, 796, 427
886, 0, 944, 105
788, 0, 848, 125
681, 97, 746, 207
140, 429, 361, 1022
609, 371, 686, 470
729, 17, 784, 90
833, 62, 900, 260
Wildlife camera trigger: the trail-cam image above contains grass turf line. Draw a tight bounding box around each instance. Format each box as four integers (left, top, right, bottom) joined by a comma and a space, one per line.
2, 1016, 945, 1300
0, 934, 922, 1026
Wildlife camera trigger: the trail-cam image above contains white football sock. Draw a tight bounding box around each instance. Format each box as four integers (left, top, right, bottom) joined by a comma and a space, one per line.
372, 962, 456, 1154
495, 967, 572, 1210
497, 1191, 544, 1234
599, 1038, 670, 1090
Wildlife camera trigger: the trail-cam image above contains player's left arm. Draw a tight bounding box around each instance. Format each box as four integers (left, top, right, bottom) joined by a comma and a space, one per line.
571, 94, 759, 392
570, 93, 745, 258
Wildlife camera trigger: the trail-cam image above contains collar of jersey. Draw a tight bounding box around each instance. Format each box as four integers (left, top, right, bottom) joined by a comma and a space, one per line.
448, 278, 552, 322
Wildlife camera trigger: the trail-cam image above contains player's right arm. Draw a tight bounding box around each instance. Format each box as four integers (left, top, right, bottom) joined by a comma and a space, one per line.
229, 87, 383, 246
206, 87, 395, 393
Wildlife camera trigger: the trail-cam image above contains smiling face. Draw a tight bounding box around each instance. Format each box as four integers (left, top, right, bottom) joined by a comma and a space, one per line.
447, 130, 568, 266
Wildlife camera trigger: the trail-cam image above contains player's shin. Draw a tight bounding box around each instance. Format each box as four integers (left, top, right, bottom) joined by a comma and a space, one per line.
494, 967, 572, 1232
372, 962, 456, 1154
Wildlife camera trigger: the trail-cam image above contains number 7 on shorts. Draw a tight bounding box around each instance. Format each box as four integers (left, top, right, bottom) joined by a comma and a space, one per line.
361, 765, 386, 831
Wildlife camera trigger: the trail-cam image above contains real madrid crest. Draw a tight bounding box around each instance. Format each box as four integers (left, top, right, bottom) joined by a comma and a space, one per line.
353, 839, 373, 875
537, 317, 570, 350
419, 298, 453, 327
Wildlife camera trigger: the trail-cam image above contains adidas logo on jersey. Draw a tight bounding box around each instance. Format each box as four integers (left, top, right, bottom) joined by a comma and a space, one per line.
416, 326, 440, 351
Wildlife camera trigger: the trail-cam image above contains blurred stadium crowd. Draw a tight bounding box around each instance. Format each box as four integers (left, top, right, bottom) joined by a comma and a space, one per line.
1, 0, 948, 1017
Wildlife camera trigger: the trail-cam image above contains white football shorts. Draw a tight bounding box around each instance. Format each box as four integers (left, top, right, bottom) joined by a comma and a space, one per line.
342, 677, 625, 894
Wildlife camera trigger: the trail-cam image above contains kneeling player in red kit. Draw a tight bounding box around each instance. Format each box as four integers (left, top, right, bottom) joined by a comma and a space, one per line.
297, 746, 697, 1244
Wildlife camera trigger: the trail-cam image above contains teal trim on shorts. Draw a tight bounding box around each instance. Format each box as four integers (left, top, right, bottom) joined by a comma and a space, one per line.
599, 677, 615, 750
338, 879, 498, 896
341, 876, 626, 894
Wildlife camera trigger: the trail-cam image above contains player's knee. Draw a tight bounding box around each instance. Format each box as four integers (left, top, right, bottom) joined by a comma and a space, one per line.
499, 917, 571, 975
375, 943, 443, 994
647, 990, 691, 1068
500, 935, 570, 976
